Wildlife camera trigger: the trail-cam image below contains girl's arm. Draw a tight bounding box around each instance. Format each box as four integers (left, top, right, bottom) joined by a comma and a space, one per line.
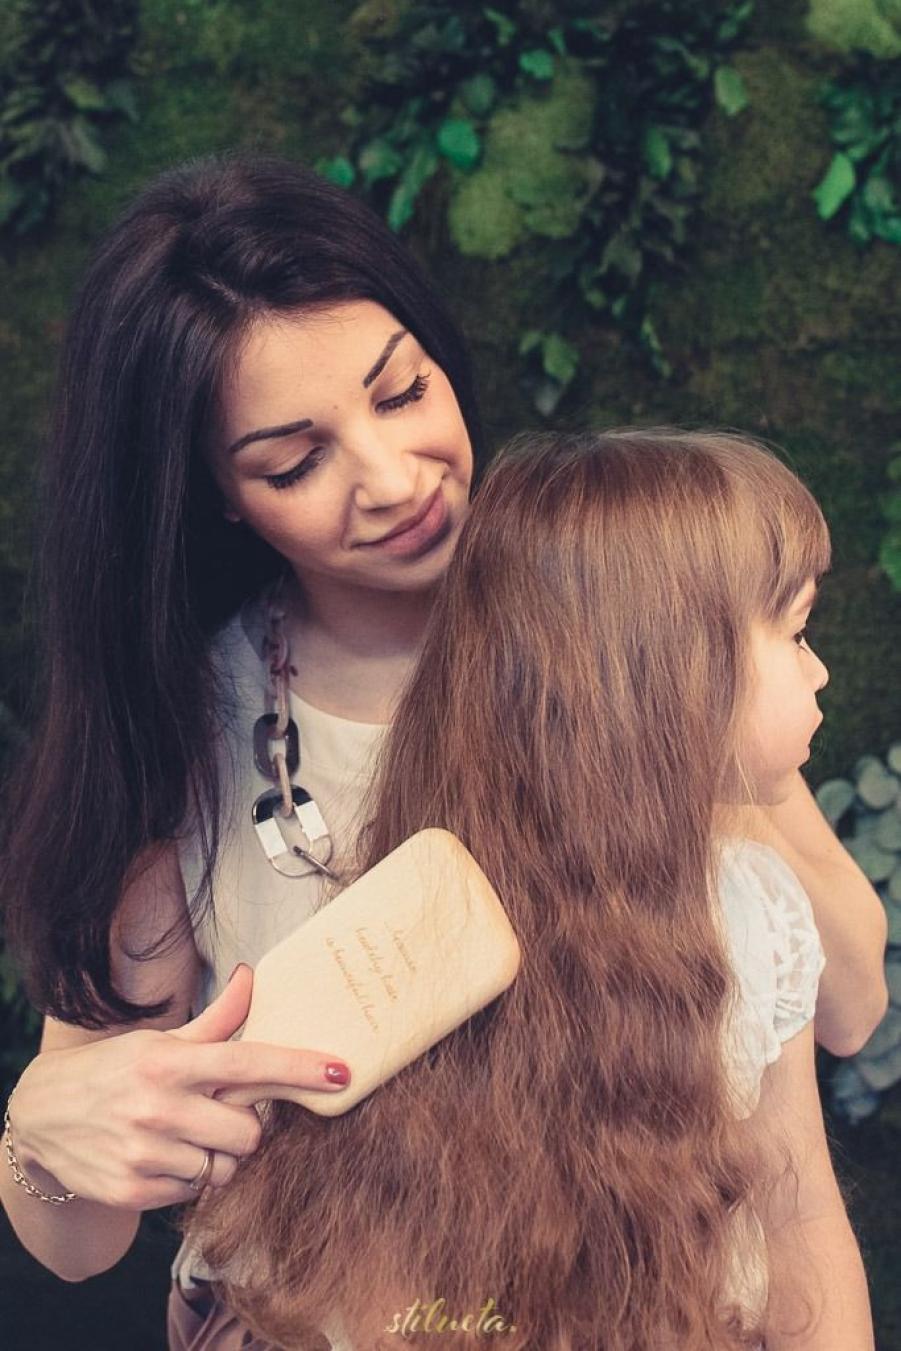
733, 772, 888, 1056
750, 1020, 874, 1349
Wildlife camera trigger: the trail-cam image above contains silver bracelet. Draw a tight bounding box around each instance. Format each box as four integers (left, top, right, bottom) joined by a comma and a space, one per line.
3, 1086, 78, 1205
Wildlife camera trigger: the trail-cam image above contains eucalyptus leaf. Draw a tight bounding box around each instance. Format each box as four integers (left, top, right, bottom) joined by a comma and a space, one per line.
889, 865, 901, 905
846, 835, 897, 882
887, 743, 901, 773
875, 805, 901, 850
815, 777, 857, 823
713, 65, 749, 118
812, 151, 857, 219
831, 1060, 882, 1122
858, 761, 900, 808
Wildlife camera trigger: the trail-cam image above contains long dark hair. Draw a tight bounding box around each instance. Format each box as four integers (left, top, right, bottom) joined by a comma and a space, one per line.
1, 153, 481, 1026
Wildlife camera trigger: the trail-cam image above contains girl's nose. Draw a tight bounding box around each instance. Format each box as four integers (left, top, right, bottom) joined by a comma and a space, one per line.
812, 649, 829, 691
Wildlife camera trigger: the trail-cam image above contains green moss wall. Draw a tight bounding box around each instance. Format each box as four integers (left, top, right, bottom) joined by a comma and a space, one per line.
0, 0, 898, 782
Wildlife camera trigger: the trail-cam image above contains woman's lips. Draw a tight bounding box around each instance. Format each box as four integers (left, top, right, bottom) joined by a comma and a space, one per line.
359, 488, 451, 559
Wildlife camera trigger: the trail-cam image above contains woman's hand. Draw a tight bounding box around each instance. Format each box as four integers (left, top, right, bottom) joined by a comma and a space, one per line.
9, 964, 350, 1210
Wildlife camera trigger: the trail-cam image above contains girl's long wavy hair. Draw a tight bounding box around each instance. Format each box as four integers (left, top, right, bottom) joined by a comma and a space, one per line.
186, 430, 831, 1350
0, 151, 480, 1025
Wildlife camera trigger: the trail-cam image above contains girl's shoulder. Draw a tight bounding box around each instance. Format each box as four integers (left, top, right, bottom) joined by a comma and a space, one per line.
715, 837, 826, 1114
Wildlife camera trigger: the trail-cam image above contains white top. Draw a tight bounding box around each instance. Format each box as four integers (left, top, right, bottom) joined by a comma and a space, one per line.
170, 600, 826, 1343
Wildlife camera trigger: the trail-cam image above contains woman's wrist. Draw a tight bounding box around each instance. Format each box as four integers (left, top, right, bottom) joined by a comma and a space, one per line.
4, 1076, 78, 1204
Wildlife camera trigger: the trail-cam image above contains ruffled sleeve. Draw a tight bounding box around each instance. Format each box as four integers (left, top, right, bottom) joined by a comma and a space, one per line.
716, 838, 826, 1117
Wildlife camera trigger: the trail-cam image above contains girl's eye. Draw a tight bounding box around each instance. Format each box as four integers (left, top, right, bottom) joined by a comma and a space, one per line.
793, 627, 809, 648
377, 371, 430, 413
265, 447, 324, 491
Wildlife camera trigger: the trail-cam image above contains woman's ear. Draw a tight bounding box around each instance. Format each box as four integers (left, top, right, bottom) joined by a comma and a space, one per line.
223, 506, 241, 524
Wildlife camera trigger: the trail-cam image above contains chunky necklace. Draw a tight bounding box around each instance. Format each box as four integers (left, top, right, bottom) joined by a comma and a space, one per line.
251, 578, 337, 879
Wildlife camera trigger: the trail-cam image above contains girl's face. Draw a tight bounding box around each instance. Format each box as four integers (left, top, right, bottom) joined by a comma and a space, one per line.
208, 300, 473, 596
738, 579, 829, 804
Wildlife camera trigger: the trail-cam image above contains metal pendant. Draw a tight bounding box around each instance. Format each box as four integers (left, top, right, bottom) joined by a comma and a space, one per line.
252, 786, 338, 880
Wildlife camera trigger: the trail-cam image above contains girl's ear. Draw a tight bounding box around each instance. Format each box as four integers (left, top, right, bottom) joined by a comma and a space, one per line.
223, 506, 241, 524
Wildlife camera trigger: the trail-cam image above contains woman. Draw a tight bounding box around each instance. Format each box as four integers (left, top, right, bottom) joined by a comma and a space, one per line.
0, 155, 886, 1341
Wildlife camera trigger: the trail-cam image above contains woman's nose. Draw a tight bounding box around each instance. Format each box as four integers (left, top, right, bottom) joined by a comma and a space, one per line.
349, 434, 418, 512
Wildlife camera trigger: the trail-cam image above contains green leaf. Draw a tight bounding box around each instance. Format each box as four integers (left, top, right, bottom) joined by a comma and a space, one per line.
459, 73, 497, 117
643, 126, 672, 179
880, 524, 901, 589
640, 315, 672, 379
387, 144, 439, 231
812, 152, 856, 219
483, 6, 516, 46
881, 488, 901, 523
358, 138, 403, 187
533, 377, 565, 418
548, 26, 567, 56
0, 176, 25, 225
60, 76, 108, 111
104, 78, 139, 123
714, 66, 749, 118
541, 332, 579, 386
718, 1, 754, 43
519, 50, 555, 81
875, 215, 901, 244
518, 329, 543, 356
65, 116, 107, 173
436, 118, 481, 170
318, 155, 356, 189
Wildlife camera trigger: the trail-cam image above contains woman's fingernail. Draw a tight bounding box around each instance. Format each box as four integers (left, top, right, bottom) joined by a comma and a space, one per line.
227, 963, 247, 984
324, 1062, 350, 1086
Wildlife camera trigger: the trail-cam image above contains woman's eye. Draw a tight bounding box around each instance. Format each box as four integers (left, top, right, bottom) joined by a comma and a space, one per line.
265, 447, 324, 490
377, 371, 430, 413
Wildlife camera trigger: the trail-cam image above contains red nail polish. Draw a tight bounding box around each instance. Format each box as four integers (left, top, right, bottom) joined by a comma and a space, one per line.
324, 1062, 350, 1086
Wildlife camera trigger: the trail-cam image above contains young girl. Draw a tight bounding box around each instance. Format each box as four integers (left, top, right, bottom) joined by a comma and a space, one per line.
182, 430, 875, 1350
0, 153, 883, 1343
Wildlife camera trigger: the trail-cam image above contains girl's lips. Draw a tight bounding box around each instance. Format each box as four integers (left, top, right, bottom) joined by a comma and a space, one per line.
360, 488, 451, 559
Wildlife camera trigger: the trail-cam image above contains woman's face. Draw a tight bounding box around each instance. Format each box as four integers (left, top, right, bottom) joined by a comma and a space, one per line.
208, 300, 473, 595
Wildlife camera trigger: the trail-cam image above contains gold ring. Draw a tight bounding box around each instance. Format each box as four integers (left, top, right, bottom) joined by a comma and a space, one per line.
187, 1148, 215, 1192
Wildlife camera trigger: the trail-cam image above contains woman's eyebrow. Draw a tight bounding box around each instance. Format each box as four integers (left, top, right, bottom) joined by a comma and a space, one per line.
226, 417, 313, 457
362, 329, 407, 388
225, 329, 410, 456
